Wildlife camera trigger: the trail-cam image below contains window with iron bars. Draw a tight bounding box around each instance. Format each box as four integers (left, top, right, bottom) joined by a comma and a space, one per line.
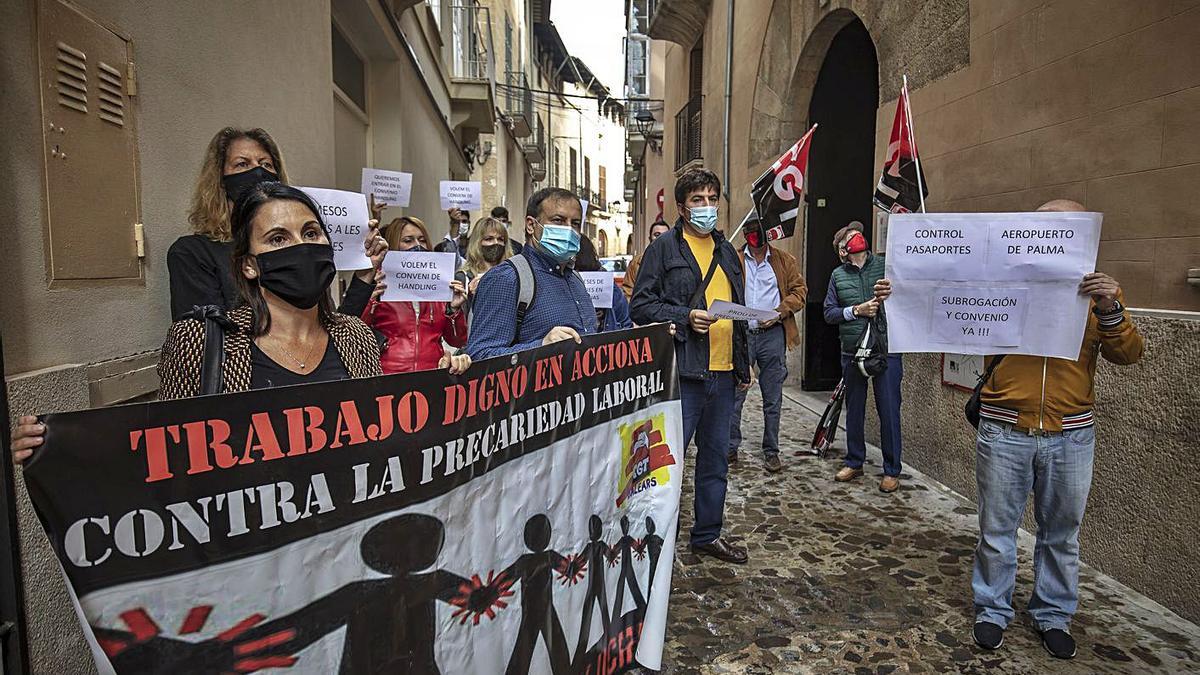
674, 95, 702, 169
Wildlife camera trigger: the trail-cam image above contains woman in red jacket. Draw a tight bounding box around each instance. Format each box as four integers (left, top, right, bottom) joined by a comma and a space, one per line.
365, 216, 471, 375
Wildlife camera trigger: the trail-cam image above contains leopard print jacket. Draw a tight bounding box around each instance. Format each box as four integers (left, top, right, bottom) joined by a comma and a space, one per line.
158, 305, 382, 400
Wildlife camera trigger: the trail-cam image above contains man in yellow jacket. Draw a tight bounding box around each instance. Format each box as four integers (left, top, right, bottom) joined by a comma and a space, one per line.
970, 200, 1145, 660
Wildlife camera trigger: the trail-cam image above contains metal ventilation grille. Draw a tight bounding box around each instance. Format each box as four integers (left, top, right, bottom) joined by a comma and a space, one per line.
55, 40, 87, 113
97, 60, 124, 126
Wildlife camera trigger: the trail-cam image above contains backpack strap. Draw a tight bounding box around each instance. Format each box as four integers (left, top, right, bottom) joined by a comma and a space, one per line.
508, 254, 537, 347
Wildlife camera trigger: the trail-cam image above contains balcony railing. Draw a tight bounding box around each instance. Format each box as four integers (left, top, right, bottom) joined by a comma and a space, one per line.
522, 114, 545, 162
449, 5, 492, 82
502, 71, 533, 137
674, 94, 702, 169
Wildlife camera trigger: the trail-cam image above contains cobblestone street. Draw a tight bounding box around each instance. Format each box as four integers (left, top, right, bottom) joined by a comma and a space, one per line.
660, 387, 1200, 674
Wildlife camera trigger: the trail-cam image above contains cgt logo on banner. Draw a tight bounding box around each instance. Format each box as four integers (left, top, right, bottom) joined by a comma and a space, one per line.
750, 125, 816, 241
22, 326, 683, 675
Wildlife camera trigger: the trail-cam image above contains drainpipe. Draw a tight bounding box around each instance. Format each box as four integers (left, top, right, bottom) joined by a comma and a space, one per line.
722, 0, 734, 206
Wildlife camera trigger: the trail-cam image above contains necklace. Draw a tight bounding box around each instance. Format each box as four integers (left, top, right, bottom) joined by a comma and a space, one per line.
271, 335, 320, 370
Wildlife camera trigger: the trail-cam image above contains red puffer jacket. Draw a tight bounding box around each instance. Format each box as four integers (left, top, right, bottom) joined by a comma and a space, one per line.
362, 299, 467, 374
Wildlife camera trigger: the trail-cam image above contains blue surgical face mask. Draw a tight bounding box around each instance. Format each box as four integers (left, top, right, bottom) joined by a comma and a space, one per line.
688, 205, 718, 234
536, 222, 580, 263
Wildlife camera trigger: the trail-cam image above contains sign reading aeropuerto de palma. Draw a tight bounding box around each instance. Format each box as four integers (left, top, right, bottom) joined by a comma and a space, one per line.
22, 325, 683, 674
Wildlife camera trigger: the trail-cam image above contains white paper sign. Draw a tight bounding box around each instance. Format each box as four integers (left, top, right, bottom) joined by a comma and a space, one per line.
580, 271, 614, 309
884, 212, 1102, 359
299, 187, 372, 270
360, 168, 413, 207
580, 199, 589, 216
380, 251, 456, 302
439, 180, 482, 211
708, 299, 780, 323
930, 287, 1029, 347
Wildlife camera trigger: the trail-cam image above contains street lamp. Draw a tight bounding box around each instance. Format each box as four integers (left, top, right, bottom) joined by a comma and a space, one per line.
633, 109, 655, 136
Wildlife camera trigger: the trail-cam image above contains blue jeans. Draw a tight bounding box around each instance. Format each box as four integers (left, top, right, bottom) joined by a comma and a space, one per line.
840, 353, 903, 477
972, 419, 1095, 631
680, 372, 735, 547
730, 325, 787, 458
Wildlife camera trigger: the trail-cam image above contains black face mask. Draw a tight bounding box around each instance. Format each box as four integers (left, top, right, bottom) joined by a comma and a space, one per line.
222, 166, 279, 203
482, 243, 505, 263
254, 243, 335, 309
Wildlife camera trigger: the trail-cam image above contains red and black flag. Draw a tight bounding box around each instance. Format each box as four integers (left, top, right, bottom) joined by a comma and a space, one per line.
874, 79, 928, 213
750, 124, 816, 241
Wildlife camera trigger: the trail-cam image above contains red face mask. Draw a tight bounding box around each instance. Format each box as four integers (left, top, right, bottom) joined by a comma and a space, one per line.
745, 230, 763, 248
845, 232, 868, 254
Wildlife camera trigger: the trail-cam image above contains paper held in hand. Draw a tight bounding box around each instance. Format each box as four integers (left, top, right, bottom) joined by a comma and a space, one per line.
361, 168, 413, 207
708, 299, 779, 323
380, 251, 457, 302
883, 211, 1102, 359
580, 271, 615, 309
299, 187, 372, 271
439, 181, 482, 211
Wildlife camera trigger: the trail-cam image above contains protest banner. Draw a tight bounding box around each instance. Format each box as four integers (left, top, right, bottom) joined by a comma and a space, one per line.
380, 251, 457, 303
299, 187, 372, 271
884, 212, 1102, 358
439, 181, 482, 211
580, 272, 614, 309
361, 168, 413, 208
707, 299, 779, 324
22, 326, 683, 674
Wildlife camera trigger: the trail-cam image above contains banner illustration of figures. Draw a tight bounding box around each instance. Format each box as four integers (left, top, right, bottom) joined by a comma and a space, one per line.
22, 326, 683, 674
750, 125, 816, 241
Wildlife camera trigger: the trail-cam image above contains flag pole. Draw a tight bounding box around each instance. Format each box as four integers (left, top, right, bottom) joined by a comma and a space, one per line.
902, 75, 927, 213
736, 123, 817, 243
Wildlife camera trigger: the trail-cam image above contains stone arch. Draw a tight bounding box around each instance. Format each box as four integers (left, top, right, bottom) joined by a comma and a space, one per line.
748, 0, 970, 170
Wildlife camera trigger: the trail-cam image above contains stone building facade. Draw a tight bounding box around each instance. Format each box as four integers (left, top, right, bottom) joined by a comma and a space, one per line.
636, 0, 1200, 624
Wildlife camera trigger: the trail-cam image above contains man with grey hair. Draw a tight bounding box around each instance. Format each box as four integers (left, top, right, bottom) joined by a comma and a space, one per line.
970, 199, 1144, 659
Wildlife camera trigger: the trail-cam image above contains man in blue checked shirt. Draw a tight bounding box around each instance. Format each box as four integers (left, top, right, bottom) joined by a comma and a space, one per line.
466, 187, 598, 359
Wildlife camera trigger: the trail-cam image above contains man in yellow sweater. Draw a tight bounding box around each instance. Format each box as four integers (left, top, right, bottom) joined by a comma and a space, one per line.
970, 200, 1144, 660
630, 168, 752, 564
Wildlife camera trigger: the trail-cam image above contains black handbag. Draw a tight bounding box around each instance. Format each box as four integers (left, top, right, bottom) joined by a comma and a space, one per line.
853, 316, 889, 378
186, 305, 234, 396
965, 355, 1006, 429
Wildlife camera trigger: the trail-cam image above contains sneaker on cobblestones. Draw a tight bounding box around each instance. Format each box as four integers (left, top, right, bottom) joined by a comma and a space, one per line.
764, 455, 783, 473
972, 621, 1005, 650
1040, 628, 1076, 659
879, 475, 901, 493
834, 466, 863, 482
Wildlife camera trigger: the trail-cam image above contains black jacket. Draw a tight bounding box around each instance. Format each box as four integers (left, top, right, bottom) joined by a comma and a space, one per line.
630, 219, 749, 382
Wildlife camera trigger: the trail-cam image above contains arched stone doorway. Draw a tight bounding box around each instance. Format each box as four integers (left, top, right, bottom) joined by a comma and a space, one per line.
749, 2, 966, 390
801, 15, 879, 390
598, 229, 609, 257
626, 233, 634, 255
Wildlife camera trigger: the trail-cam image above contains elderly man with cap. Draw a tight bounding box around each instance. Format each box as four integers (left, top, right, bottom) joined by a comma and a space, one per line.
728, 212, 807, 472
822, 222, 903, 493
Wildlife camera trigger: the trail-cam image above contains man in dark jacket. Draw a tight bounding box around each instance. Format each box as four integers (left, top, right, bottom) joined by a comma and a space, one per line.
631, 168, 751, 564
822, 222, 902, 493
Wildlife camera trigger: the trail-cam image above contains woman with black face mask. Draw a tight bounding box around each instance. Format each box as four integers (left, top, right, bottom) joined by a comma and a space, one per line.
166, 127, 388, 321
12, 185, 384, 462
455, 216, 511, 323
360, 216, 471, 375
154, 183, 385, 398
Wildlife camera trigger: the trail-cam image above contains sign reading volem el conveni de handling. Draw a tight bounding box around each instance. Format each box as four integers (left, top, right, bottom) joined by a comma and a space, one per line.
22, 325, 683, 674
